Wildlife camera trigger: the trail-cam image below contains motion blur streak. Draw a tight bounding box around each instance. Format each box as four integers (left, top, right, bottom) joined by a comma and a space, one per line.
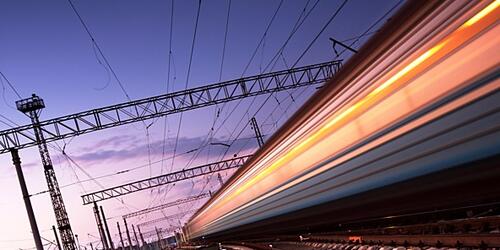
464, 0, 499, 27
185, 0, 500, 239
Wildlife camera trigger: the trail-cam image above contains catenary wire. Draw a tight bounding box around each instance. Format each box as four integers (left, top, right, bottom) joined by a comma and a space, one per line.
184, 0, 233, 170
229, 0, 404, 161
0, 71, 22, 99
66, 0, 132, 101
215, 0, 350, 164
169, 0, 202, 174
240, 0, 284, 77
186, 0, 313, 171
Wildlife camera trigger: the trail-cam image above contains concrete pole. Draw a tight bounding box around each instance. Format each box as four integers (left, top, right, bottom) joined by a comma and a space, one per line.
155, 227, 162, 250
117, 221, 125, 248
52, 225, 62, 250
75, 234, 81, 250
100, 206, 115, 250
132, 225, 139, 248
93, 202, 109, 250
11, 149, 44, 250
123, 218, 133, 250
137, 226, 146, 248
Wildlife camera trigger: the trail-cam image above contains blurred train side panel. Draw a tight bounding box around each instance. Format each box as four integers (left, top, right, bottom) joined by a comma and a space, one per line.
184, 0, 500, 240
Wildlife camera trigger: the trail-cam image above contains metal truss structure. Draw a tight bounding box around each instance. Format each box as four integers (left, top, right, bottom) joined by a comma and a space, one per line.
137, 210, 196, 228
0, 60, 341, 250
0, 61, 341, 154
140, 226, 177, 239
16, 95, 77, 250
123, 193, 210, 219
81, 155, 251, 204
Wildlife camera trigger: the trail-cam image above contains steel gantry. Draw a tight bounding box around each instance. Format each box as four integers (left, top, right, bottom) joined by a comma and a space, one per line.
120, 193, 210, 247
16, 95, 77, 250
137, 210, 195, 228
123, 193, 210, 219
0, 60, 341, 153
0, 60, 341, 250
140, 226, 176, 240
81, 155, 251, 204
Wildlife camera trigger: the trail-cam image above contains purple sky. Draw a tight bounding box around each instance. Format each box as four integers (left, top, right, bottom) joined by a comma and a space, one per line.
0, 0, 400, 249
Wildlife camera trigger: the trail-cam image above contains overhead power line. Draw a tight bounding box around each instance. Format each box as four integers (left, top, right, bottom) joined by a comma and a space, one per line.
184, 0, 233, 178
185, 0, 299, 172
66, 0, 132, 101
158, 0, 176, 201
264, 0, 320, 73
292, 0, 349, 67
166, 0, 176, 93
137, 210, 196, 228
170, 0, 202, 173
217, 0, 350, 162
161, 0, 176, 164
0, 71, 22, 99
219, 0, 232, 82
207, 0, 320, 154
334, 0, 403, 58
123, 193, 210, 219
241, 0, 284, 77
231, 0, 404, 161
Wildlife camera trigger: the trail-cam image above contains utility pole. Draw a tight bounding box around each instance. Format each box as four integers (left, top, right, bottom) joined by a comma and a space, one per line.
10, 148, 43, 250
137, 226, 146, 248
74, 234, 81, 250
123, 218, 133, 250
155, 227, 162, 250
53, 225, 62, 250
16, 94, 77, 250
93, 202, 108, 250
100, 206, 114, 250
217, 173, 224, 187
132, 225, 139, 248
250, 117, 264, 148
117, 222, 125, 249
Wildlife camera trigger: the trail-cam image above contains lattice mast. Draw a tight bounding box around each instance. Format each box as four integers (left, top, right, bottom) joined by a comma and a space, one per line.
16, 94, 77, 250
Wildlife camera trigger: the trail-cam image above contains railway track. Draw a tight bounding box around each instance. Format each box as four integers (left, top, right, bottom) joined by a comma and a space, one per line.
272, 236, 499, 250
300, 233, 500, 247
252, 213, 500, 248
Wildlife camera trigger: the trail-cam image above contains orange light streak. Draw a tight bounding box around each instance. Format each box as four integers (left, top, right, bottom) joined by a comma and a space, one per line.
190, 1, 500, 230
463, 0, 499, 27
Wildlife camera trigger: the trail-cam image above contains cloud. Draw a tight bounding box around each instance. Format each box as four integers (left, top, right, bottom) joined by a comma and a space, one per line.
65, 134, 258, 167
78, 134, 140, 151
21, 162, 39, 168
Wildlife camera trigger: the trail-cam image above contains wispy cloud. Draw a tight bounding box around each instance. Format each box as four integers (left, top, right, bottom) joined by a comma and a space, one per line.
64, 134, 258, 167
21, 162, 39, 168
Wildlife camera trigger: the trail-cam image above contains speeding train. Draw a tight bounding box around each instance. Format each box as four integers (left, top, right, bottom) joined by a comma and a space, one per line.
184, 0, 500, 240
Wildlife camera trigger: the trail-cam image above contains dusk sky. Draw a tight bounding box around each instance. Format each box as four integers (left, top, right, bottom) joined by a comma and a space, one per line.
0, 0, 400, 249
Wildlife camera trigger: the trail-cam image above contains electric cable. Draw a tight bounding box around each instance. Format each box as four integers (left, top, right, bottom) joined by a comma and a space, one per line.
0, 71, 22, 99
66, 0, 132, 101
215, 0, 350, 164
169, 0, 202, 174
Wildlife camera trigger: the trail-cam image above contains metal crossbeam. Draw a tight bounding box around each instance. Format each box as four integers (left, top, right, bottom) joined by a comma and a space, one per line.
123, 193, 210, 219
81, 155, 251, 204
141, 227, 176, 239
137, 210, 195, 228
0, 61, 341, 154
